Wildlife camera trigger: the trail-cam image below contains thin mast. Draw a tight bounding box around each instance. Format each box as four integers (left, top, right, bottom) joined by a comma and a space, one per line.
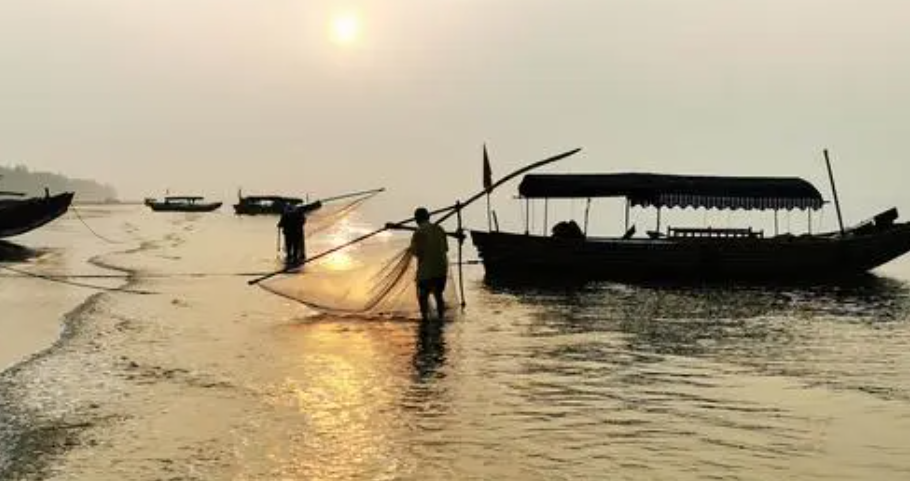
824, 149, 846, 235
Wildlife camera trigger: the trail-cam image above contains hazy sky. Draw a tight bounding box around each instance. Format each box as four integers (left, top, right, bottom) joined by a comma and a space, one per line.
1, 0, 908, 230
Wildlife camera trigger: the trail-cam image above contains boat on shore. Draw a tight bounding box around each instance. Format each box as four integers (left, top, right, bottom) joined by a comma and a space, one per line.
233, 194, 304, 216
470, 168, 910, 282
144, 196, 222, 213
0, 189, 75, 239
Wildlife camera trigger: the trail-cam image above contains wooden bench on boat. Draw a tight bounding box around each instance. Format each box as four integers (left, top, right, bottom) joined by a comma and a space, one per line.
668, 226, 764, 239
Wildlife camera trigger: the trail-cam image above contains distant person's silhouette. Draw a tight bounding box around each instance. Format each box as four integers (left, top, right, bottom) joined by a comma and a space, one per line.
278, 205, 301, 265
278, 201, 323, 265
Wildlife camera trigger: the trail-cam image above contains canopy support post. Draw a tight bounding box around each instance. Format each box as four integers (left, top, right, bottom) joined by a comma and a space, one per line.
824, 149, 846, 236
624, 198, 630, 232
808, 210, 812, 235
543, 198, 549, 236
656, 206, 662, 234
584, 198, 592, 236
524, 197, 530, 235
774, 210, 779, 236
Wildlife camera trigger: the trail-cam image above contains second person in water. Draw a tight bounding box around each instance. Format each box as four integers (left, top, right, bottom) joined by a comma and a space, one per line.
278, 200, 322, 265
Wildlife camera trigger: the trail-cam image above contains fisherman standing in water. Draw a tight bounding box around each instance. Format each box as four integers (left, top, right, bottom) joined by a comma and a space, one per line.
409, 207, 449, 321
278, 205, 302, 265
278, 201, 323, 265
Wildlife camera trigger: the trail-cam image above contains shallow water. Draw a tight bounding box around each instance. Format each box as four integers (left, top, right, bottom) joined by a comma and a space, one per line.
3, 206, 910, 480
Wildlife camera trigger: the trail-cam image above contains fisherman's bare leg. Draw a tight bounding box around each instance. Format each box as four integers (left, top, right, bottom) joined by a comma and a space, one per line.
417, 281, 431, 321
433, 289, 445, 320
432, 277, 447, 320
284, 233, 295, 263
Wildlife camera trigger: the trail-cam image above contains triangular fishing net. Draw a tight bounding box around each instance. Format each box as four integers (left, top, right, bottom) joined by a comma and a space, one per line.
260, 231, 459, 319
306, 195, 374, 237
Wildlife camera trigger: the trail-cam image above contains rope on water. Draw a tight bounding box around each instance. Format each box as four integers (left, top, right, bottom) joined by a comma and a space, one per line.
70, 206, 129, 245
0, 264, 157, 295
0, 269, 271, 280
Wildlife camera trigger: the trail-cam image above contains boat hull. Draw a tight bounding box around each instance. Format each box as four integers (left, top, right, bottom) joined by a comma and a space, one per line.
146, 201, 222, 213
470, 225, 910, 282
0, 192, 75, 239
233, 200, 300, 216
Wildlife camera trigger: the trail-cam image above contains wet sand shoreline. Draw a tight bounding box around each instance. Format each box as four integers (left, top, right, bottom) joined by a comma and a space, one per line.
0, 208, 141, 478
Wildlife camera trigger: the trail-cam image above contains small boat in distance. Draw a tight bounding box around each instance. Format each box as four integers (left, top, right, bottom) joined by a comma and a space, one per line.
233, 193, 304, 216
144, 196, 222, 213
470, 163, 910, 282
0, 188, 75, 239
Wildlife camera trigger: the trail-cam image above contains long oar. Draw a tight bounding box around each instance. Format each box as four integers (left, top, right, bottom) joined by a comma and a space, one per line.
433, 147, 582, 225
247, 147, 582, 286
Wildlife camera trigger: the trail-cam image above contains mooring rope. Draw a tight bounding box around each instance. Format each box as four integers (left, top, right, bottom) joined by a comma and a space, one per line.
0, 264, 157, 295
0, 269, 271, 280
70, 206, 129, 245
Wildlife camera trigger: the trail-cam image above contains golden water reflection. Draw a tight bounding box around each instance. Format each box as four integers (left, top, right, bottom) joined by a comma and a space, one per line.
248, 319, 440, 480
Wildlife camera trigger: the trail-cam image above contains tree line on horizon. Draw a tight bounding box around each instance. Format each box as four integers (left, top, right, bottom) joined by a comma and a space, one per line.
0, 164, 117, 202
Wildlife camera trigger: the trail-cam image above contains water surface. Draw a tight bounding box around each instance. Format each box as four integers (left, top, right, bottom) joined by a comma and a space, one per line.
2, 206, 910, 480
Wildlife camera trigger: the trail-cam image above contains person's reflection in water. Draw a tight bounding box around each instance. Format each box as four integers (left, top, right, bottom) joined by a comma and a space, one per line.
412, 319, 447, 383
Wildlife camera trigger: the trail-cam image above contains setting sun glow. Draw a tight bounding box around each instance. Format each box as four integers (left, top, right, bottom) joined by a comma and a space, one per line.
331, 13, 361, 45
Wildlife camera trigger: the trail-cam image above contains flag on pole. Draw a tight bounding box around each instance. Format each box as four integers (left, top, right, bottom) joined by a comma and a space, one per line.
483, 144, 493, 192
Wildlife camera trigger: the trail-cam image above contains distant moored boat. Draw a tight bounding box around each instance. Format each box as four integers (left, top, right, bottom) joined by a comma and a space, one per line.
233, 194, 304, 216
144, 196, 222, 213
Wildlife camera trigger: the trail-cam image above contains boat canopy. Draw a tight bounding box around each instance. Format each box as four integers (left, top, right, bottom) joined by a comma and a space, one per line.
518, 173, 824, 210
241, 196, 303, 203
165, 196, 204, 201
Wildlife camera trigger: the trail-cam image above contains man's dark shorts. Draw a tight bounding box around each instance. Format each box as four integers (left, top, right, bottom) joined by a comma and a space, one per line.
417, 277, 447, 297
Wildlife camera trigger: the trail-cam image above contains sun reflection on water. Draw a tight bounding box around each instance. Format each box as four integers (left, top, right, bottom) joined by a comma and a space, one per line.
252, 322, 420, 480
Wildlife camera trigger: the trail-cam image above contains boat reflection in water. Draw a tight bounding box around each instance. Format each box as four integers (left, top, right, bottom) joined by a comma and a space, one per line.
481, 271, 910, 383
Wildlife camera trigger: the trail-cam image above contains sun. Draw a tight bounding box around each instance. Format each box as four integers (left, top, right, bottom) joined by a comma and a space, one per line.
331, 13, 361, 45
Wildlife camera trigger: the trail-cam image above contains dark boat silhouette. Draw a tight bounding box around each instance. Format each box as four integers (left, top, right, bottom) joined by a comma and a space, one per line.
233, 193, 304, 216
471, 171, 910, 282
144, 196, 222, 213
0, 188, 74, 239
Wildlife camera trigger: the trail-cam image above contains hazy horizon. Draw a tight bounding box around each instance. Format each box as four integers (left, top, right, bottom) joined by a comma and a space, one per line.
2, 0, 908, 229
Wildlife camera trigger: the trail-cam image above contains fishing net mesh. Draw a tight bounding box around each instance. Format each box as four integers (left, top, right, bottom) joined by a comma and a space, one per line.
306, 196, 373, 237
261, 195, 459, 319
260, 233, 458, 319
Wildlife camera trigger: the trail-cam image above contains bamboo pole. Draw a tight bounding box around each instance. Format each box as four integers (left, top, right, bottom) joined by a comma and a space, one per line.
456, 200, 466, 308
249, 147, 582, 285
824, 149, 846, 235
319, 187, 385, 204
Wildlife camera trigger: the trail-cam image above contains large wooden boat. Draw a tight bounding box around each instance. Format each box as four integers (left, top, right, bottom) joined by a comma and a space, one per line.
233, 194, 303, 216
145, 196, 222, 212
470, 172, 910, 281
0, 190, 75, 239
